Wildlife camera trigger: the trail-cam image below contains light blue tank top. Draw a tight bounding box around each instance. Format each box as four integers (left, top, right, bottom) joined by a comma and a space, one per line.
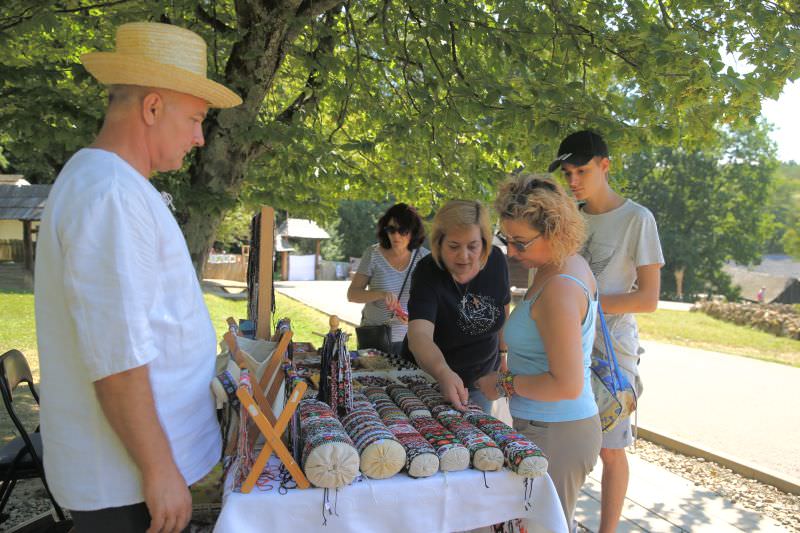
507, 274, 599, 422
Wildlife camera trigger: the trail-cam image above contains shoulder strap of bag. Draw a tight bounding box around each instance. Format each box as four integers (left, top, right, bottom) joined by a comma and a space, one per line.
597, 300, 624, 390
398, 248, 419, 297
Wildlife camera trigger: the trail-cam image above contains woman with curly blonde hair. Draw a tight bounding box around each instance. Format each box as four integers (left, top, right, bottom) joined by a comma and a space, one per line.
476, 173, 601, 530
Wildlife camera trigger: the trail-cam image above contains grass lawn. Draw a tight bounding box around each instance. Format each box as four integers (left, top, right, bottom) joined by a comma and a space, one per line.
0, 289, 353, 444
3, 288, 797, 443
637, 309, 800, 367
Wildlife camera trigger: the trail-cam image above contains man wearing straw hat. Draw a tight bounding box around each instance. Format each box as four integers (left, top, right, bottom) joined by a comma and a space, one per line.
34, 22, 241, 532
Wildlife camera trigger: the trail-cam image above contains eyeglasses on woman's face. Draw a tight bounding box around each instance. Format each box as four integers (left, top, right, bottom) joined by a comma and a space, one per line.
495, 231, 542, 253
384, 225, 410, 236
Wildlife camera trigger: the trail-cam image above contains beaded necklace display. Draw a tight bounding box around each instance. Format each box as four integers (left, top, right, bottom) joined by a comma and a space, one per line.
385, 384, 470, 471
232, 369, 255, 491
363, 387, 439, 478
340, 393, 406, 479
461, 407, 549, 478
409, 383, 504, 472
318, 329, 353, 416
298, 399, 360, 489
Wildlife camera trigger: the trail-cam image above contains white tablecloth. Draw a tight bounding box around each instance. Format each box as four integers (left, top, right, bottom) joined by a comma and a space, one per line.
214, 457, 567, 533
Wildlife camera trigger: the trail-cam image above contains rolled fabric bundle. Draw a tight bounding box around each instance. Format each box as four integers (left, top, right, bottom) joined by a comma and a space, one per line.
299, 399, 360, 488
437, 413, 504, 471
397, 374, 435, 387
353, 375, 396, 388
462, 408, 549, 478
387, 385, 469, 471
341, 395, 406, 480
409, 383, 503, 471
385, 384, 431, 419
363, 387, 439, 478
410, 416, 470, 472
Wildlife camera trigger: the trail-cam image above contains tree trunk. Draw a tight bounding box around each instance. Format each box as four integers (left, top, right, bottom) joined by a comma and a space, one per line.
180, 0, 344, 277
180, 2, 294, 275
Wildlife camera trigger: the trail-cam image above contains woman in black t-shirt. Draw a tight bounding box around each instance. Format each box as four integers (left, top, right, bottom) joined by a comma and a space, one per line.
403, 200, 510, 412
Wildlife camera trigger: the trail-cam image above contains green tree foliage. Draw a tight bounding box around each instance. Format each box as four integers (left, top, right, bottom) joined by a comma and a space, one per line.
1, 0, 799, 273
765, 162, 800, 256
335, 200, 392, 259
621, 125, 777, 299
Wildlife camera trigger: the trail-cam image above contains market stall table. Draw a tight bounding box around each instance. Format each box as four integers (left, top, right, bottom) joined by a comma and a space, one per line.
214, 456, 568, 533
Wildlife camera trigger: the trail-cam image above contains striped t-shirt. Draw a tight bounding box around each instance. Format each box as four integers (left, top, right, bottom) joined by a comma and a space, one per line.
357, 243, 429, 342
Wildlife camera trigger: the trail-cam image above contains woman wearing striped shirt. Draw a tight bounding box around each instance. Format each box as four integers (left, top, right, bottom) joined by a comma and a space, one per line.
347, 203, 429, 355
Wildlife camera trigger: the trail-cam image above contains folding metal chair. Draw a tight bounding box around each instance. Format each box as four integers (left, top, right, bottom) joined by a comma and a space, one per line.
0, 349, 66, 525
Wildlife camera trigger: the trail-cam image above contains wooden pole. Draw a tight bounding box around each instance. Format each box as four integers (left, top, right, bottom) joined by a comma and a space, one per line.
22, 220, 32, 273
281, 251, 289, 281
256, 206, 274, 340
314, 239, 321, 280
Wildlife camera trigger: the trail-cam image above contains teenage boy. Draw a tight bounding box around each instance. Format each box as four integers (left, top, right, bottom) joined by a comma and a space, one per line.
548, 130, 664, 533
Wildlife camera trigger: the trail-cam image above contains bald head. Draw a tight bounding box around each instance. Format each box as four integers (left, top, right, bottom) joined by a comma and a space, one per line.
107, 84, 153, 110
94, 85, 208, 177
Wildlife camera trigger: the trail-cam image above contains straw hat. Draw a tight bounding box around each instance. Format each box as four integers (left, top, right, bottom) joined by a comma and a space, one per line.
81, 22, 242, 108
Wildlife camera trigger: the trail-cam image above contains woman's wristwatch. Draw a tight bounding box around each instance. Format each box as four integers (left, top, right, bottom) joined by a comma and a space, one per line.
499, 349, 508, 357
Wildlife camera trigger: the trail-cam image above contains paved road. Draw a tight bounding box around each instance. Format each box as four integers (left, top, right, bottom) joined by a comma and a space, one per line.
275, 281, 800, 481
637, 340, 800, 480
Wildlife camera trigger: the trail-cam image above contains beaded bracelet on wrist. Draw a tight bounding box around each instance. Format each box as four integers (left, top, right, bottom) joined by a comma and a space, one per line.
495, 371, 516, 398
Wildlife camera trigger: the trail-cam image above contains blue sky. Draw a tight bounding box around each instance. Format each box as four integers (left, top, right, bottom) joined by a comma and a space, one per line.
761, 80, 799, 164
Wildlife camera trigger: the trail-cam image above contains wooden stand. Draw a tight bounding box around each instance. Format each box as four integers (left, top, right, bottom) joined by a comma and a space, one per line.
224, 317, 310, 492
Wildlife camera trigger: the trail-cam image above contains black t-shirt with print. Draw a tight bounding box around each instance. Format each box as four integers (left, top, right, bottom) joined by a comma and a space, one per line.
402, 245, 510, 388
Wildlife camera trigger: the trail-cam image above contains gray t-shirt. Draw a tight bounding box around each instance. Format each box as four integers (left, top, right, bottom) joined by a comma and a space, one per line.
581, 199, 664, 374
357, 244, 430, 341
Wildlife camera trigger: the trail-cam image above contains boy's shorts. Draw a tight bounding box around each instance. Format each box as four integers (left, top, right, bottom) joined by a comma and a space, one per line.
602, 414, 634, 449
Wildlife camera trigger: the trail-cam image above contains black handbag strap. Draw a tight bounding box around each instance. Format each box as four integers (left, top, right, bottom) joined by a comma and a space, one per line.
398, 248, 419, 301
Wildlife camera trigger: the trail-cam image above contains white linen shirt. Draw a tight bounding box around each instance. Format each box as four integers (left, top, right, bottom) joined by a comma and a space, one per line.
34, 148, 221, 511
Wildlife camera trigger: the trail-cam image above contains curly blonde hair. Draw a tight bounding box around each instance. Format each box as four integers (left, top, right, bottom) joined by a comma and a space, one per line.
430, 200, 493, 270
494, 173, 585, 267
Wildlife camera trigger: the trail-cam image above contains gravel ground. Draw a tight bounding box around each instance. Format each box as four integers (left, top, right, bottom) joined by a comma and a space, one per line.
4, 440, 799, 531
628, 439, 800, 532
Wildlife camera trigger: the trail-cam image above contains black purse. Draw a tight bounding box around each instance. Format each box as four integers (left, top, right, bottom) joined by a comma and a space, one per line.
355, 249, 418, 353
355, 323, 393, 353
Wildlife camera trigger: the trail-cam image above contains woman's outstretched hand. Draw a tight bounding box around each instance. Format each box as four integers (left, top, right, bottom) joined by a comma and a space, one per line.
437, 368, 469, 411
475, 371, 501, 401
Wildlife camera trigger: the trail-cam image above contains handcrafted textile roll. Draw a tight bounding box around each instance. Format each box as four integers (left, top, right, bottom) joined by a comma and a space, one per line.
341, 395, 406, 479
363, 387, 439, 478
298, 399, 360, 488
353, 375, 396, 388
409, 383, 504, 471
385, 384, 431, 419
410, 416, 470, 472
437, 413, 504, 471
397, 374, 435, 387
462, 408, 549, 478
386, 384, 469, 471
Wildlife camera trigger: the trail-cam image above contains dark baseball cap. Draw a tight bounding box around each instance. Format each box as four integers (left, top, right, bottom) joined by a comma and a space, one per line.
547, 130, 609, 172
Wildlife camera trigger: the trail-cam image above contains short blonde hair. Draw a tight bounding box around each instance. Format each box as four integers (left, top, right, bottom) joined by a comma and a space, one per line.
430, 200, 493, 269
494, 173, 585, 267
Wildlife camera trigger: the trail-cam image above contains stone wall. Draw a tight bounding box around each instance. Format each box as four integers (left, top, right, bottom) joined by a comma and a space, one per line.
691, 300, 800, 340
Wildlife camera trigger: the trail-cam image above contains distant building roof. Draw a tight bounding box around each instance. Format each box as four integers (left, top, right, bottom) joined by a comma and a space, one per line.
739, 254, 800, 279
0, 175, 29, 186
0, 184, 51, 221
723, 263, 800, 304
276, 218, 330, 240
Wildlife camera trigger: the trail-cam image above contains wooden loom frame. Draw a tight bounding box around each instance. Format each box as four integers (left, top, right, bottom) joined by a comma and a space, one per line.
224, 318, 310, 492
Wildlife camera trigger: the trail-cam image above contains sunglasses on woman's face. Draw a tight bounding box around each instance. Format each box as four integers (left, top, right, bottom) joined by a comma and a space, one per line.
385, 225, 410, 236
496, 231, 542, 252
